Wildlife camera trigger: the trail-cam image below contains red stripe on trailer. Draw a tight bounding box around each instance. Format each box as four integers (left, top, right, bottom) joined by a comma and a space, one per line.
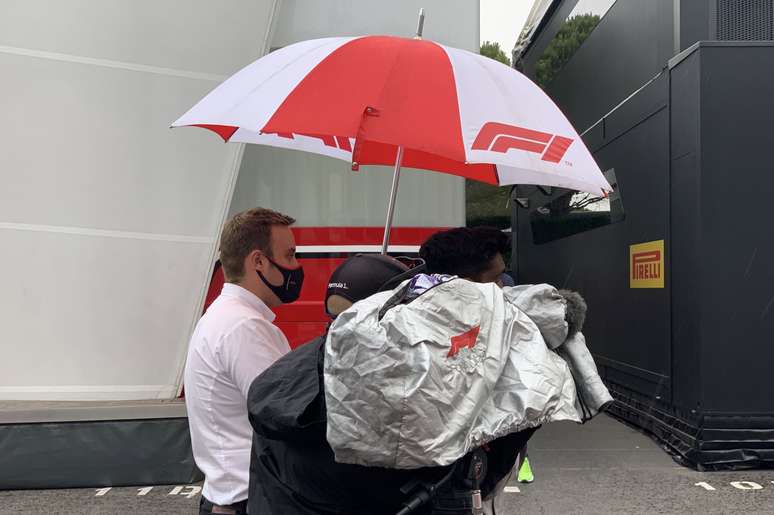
202, 226, 447, 349
290, 226, 445, 246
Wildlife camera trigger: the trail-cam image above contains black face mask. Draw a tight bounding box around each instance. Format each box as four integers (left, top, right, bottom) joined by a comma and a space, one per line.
257, 257, 304, 304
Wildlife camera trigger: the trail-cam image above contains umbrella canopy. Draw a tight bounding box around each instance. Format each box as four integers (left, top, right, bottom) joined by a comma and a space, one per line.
172, 35, 611, 196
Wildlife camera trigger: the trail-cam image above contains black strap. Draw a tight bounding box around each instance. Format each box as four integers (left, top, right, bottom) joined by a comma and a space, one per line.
200, 497, 247, 514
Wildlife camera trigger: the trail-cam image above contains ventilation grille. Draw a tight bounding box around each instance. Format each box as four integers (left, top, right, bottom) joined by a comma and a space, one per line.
717, 0, 774, 40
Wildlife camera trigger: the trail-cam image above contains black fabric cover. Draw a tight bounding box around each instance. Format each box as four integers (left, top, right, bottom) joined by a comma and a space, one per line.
0, 417, 201, 489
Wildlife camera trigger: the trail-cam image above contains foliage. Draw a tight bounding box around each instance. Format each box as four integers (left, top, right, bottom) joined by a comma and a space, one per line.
480, 40, 511, 66
465, 180, 511, 229
535, 14, 600, 88
467, 15, 605, 231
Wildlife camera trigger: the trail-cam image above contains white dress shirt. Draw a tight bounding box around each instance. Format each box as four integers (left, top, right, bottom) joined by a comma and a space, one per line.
184, 283, 291, 505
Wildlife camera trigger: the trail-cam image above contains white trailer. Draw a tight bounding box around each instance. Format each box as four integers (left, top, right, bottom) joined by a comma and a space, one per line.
0, 0, 479, 488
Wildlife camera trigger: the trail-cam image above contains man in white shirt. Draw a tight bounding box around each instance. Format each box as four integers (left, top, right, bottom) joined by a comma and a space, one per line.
185, 207, 303, 515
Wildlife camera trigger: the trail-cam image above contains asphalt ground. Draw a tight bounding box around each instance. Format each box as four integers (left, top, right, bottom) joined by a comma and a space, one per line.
500, 415, 774, 514
2, 415, 773, 514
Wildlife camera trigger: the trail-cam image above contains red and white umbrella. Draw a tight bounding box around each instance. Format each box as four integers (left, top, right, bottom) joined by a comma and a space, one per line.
173, 34, 611, 251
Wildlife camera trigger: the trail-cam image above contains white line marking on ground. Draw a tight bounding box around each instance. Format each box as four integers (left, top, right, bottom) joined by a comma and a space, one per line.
137, 487, 153, 496
730, 481, 762, 490
504, 486, 521, 493
95, 488, 111, 497
182, 486, 202, 499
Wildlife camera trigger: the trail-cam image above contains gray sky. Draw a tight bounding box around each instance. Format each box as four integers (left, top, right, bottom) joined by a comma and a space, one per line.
480, 0, 533, 54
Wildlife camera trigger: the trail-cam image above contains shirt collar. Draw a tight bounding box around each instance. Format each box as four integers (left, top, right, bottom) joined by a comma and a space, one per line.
221, 283, 276, 322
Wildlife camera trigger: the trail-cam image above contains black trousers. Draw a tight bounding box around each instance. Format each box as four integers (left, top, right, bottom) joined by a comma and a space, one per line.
199, 496, 248, 515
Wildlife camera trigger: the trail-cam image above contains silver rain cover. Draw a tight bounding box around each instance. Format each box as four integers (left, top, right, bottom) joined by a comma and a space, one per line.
324, 279, 583, 469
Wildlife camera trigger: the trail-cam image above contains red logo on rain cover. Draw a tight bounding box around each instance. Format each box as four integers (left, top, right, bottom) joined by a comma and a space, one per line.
472, 122, 574, 163
448, 325, 481, 358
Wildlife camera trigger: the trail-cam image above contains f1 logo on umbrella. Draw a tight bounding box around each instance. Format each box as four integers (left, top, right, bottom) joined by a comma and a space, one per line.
265, 131, 353, 151
472, 122, 574, 163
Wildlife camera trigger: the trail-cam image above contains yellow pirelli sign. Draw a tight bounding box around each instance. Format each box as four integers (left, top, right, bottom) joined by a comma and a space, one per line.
630, 240, 665, 288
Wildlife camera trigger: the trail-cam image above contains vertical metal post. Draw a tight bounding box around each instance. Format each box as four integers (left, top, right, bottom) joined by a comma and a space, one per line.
380, 10, 422, 255
381, 146, 404, 255
415, 8, 426, 39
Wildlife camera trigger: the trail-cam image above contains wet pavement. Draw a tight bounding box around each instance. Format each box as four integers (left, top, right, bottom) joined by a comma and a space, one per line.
2, 415, 773, 514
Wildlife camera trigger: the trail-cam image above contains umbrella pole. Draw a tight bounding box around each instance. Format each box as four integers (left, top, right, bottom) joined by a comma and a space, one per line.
381, 9, 420, 255
381, 146, 404, 255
